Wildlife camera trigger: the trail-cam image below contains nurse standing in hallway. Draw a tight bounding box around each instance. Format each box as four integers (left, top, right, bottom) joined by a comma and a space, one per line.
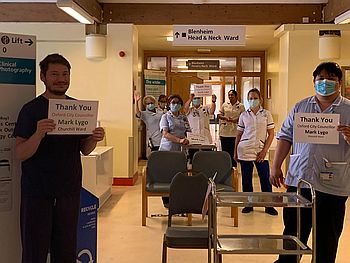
159, 94, 191, 151
134, 92, 164, 151
234, 88, 278, 215
218, 89, 245, 167
157, 94, 168, 112
184, 93, 216, 144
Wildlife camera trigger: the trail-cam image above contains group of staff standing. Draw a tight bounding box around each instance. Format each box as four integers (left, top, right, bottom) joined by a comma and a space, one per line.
134, 88, 278, 215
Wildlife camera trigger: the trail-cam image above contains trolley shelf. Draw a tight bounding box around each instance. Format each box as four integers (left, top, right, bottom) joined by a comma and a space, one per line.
210, 179, 316, 263
216, 192, 312, 208
216, 234, 312, 255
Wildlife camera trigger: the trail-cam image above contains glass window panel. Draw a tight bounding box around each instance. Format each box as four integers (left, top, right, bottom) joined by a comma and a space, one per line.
171, 57, 236, 72
146, 57, 166, 70
254, 57, 261, 72
206, 84, 221, 116
242, 77, 260, 109
241, 57, 261, 72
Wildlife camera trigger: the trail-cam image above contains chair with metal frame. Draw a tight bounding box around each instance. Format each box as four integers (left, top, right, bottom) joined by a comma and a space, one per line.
162, 172, 212, 263
141, 151, 188, 226
192, 150, 239, 227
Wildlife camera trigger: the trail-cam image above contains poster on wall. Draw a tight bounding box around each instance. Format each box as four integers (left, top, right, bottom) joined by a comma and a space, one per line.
0, 32, 36, 262
144, 69, 166, 99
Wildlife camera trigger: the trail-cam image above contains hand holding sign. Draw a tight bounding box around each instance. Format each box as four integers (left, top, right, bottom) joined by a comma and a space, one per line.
337, 124, 350, 145
91, 127, 105, 142
36, 119, 55, 139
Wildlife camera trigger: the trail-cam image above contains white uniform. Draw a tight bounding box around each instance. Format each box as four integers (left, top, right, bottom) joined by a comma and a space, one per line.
187, 105, 212, 144
219, 101, 245, 137
236, 107, 275, 161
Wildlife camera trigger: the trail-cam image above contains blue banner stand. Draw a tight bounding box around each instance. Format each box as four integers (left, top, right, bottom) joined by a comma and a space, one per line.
76, 188, 99, 263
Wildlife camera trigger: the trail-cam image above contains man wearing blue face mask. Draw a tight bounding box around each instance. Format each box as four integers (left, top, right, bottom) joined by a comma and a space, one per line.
134, 92, 164, 151
270, 62, 350, 263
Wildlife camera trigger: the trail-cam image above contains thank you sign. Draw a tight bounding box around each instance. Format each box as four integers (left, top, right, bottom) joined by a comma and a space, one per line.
48, 99, 98, 135
294, 113, 340, 144
173, 25, 245, 46
193, 84, 212, 97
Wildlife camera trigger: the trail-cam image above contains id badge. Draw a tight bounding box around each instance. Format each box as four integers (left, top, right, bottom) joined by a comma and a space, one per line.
320, 172, 333, 181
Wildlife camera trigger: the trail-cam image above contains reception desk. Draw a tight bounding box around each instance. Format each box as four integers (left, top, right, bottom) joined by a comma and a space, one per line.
81, 146, 113, 208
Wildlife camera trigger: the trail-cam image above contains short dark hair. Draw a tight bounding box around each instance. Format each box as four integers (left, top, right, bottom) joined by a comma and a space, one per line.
228, 89, 238, 97
168, 94, 184, 105
39, 53, 71, 76
247, 88, 261, 99
313, 62, 342, 81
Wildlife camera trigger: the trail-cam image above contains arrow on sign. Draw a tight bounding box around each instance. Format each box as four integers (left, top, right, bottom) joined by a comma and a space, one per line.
174, 32, 180, 38
25, 39, 33, 46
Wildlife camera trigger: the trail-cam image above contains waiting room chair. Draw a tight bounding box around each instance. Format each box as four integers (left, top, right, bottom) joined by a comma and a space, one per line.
162, 172, 212, 263
141, 151, 187, 226
192, 151, 239, 227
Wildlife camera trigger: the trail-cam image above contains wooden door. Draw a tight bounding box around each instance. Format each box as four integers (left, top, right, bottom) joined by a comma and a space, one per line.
169, 75, 203, 102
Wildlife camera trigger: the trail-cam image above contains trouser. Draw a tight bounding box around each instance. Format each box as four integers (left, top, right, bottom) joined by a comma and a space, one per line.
275, 187, 347, 263
240, 160, 272, 192
220, 136, 236, 167
21, 195, 80, 263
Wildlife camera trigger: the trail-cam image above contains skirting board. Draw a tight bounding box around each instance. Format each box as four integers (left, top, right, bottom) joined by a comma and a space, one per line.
113, 171, 139, 186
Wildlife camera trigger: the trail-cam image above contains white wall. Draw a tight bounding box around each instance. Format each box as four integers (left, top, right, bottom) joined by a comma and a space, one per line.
269, 24, 350, 129
0, 23, 139, 179
265, 40, 280, 128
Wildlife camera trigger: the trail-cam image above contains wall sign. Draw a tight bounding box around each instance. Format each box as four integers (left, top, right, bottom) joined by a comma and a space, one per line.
173, 25, 246, 46
187, 60, 219, 70
0, 31, 36, 262
144, 69, 166, 99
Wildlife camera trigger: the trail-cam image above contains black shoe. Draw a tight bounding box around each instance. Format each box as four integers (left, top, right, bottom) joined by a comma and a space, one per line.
265, 207, 278, 216
242, 207, 253, 213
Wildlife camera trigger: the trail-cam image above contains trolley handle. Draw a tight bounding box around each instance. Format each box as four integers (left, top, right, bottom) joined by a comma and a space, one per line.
297, 179, 316, 200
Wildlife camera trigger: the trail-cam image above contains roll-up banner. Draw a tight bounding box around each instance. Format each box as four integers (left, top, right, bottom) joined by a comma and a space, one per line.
0, 32, 36, 262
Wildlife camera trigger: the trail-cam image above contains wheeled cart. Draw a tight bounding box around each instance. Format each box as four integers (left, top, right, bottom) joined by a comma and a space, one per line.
209, 179, 316, 263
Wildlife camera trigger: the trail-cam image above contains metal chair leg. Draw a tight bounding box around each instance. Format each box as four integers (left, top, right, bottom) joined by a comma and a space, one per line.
162, 240, 167, 263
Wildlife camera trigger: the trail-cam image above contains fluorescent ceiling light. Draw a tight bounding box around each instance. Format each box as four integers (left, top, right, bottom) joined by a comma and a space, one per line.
335, 10, 350, 24
57, 0, 94, 24
166, 36, 174, 42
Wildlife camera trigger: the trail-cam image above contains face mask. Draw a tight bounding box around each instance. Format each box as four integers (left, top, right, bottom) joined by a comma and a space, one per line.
315, 79, 337, 96
170, 103, 181, 113
192, 98, 201, 107
248, 99, 260, 108
159, 102, 166, 108
146, 103, 155, 111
